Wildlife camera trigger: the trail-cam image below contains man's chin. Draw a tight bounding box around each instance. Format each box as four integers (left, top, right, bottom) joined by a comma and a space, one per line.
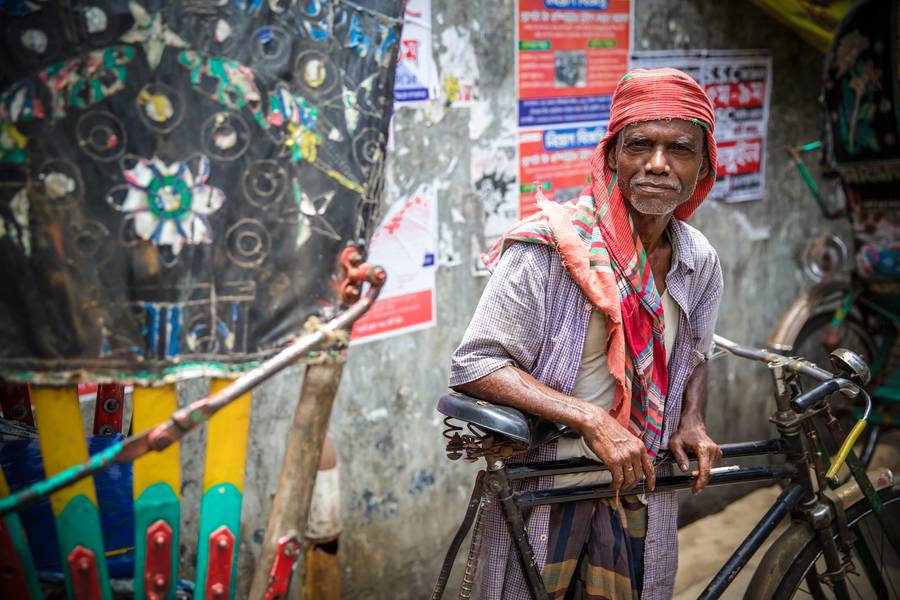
626, 196, 681, 216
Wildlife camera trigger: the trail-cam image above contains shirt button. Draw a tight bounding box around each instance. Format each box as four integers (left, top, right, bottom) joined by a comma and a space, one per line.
584, 302, 591, 311
539, 534, 548, 541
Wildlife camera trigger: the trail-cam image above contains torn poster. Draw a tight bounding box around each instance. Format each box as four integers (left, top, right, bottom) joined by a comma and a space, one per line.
471, 142, 517, 275
516, 0, 633, 217
0, 1, 404, 384
631, 49, 773, 202
394, 0, 439, 105
351, 184, 438, 344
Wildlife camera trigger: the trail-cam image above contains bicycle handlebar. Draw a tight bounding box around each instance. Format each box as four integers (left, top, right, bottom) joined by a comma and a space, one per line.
790, 378, 850, 412
713, 334, 872, 483
712, 334, 834, 381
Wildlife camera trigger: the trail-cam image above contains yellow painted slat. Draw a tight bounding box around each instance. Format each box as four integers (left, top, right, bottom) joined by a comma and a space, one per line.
203, 379, 251, 493
32, 386, 97, 516
131, 385, 181, 499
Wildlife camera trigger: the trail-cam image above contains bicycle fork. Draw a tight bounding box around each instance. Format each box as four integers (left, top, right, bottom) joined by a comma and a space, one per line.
430, 455, 549, 600
788, 367, 856, 599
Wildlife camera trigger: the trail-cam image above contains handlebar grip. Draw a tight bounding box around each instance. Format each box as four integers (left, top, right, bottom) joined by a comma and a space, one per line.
826, 419, 867, 483
790, 379, 842, 412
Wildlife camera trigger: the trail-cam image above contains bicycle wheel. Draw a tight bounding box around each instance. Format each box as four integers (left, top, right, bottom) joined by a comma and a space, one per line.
792, 310, 881, 467
768, 486, 900, 599
792, 310, 878, 381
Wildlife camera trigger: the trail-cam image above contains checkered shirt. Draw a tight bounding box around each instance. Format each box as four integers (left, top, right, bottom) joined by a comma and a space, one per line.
449, 219, 723, 600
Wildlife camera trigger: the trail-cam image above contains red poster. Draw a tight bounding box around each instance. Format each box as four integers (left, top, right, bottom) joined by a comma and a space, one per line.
518, 127, 601, 217
516, 0, 632, 218
517, 0, 631, 128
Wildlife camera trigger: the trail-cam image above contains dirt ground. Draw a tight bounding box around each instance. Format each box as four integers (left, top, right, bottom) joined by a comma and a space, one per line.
674, 431, 900, 598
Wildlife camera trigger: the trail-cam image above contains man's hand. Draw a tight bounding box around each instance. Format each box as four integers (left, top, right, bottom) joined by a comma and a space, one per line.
581, 407, 656, 493
668, 418, 721, 494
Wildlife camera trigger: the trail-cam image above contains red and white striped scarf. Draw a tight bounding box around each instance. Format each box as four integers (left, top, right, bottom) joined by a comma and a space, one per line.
483, 68, 717, 457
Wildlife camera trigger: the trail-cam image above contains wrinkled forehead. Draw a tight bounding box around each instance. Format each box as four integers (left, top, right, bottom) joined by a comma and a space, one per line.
619, 118, 707, 141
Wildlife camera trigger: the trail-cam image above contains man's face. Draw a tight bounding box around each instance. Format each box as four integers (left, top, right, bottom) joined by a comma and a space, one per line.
607, 119, 709, 216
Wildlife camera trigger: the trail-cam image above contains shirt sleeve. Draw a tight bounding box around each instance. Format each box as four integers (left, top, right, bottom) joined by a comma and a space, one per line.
449, 243, 550, 387
691, 249, 724, 361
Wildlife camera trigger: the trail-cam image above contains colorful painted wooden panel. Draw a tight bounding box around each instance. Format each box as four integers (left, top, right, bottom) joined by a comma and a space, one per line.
0, 0, 404, 385
32, 386, 111, 599
0, 467, 42, 599
132, 385, 181, 600
195, 379, 252, 600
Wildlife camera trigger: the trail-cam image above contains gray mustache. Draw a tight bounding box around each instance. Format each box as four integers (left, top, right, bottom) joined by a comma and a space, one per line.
631, 179, 680, 191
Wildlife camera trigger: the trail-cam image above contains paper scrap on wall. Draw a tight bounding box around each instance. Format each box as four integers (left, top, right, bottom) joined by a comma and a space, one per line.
394, 0, 439, 105
471, 142, 517, 275
351, 185, 438, 343
631, 49, 773, 202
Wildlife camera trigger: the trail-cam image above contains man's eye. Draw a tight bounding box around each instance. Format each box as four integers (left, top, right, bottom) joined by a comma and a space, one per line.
626, 140, 650, 149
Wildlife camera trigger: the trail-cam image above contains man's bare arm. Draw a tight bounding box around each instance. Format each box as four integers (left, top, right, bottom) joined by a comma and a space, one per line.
454, 365, 655, 492
667, 361, 722, 493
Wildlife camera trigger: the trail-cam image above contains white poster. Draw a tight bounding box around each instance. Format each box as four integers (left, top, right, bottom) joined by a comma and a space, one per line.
631, 50, 773, 202
471, 143, 518, 275
394, 0, 439, 105
351, 184, 438, 344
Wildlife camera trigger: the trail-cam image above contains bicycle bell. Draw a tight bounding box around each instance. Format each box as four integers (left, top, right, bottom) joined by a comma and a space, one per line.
829, 348, 871, 387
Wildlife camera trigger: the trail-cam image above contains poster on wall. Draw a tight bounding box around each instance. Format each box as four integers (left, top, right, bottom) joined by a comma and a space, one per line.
394, 0, 439, 105
471, 143, 518, 275
351, 185, 438, 343
516, 0, 633, 217
631, 49, 773, 202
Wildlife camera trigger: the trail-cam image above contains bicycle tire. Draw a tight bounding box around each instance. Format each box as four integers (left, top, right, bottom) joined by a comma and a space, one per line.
765, 485, 900, 599
792, 310, 878, 380
791, 310, 881, 467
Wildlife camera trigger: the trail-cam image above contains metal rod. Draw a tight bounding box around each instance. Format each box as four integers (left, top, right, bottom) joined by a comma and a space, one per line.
490, 467, 548, 599
698, 483, 805, 600
814, 518, 852, 600
0, 280, 385, 519
713, 334, 835, 381
846, 450, 900, 557
430, 471, 486, 600
506, 439, 788, 481
515, 465, 794, 508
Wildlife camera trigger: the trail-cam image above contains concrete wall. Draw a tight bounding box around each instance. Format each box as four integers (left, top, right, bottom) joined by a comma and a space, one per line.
174, 1, 853, 597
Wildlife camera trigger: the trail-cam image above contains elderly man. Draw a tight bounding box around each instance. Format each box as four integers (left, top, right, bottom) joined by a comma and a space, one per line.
450, 68, 724, 599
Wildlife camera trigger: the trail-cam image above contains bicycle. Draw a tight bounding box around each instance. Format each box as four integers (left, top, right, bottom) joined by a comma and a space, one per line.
431, 334, 899, 599
771, 139, 900, 470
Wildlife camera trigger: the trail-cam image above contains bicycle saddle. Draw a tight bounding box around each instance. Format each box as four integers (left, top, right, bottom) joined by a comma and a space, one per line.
437, 392, 572, 450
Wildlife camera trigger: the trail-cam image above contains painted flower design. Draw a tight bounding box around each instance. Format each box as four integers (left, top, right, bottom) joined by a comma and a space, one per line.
119, 155, 224, 255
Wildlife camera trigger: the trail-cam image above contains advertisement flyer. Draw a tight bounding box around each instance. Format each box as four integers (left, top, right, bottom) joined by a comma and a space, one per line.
518, 124, 604, 217
394, 0, 439, 105
631, 50, 773, 202
516, 0, 632, 217
351, 185, 438, 344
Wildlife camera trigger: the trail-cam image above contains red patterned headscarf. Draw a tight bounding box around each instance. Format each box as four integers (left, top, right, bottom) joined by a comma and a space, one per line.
483, 69, 716, 457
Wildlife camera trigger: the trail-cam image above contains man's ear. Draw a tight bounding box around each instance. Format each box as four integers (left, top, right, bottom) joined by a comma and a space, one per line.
698, 154, 710, 180
605, 139, 617, 171
698, 134, 710, 179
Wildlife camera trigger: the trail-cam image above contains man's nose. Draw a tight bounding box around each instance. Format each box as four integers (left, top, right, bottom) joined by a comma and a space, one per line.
645, 146, 670, 174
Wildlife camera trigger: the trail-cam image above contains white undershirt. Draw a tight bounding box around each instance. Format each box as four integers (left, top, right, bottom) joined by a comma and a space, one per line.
555, 289, 680, 488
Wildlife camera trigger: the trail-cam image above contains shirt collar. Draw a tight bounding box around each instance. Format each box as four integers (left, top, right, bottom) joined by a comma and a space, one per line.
668, 219, 695, 274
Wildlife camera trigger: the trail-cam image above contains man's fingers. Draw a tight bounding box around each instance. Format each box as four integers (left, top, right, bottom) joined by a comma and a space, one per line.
641, 449, 656, 492
622, 452, 639, 490
693, 447, 711, 494
669, 438, 690, 472
609, 462, 624, 492
712, 444, 723, 469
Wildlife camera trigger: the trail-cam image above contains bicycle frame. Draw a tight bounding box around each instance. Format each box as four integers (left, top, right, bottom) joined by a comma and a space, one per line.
432, 336, 900, 600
